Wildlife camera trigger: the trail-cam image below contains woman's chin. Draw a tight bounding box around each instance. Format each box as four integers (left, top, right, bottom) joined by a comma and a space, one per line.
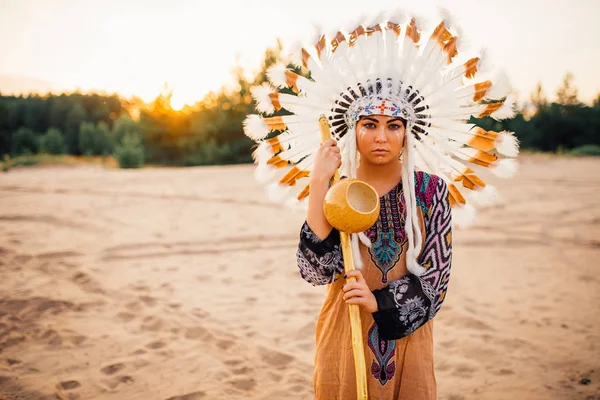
366, 154, 396, 165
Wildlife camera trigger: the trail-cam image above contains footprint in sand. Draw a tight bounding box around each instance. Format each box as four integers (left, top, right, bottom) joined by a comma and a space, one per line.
185, 326, 214, 341
192, 308, 209, 319
452, 363, 476, 379
58, 380, 81, 390
229, 378, 257, 391
223, 359, 243, 367
101, 363, 126, 376
232, 365, 252, 375
138, 295, 157, 307
116, 311, 136, 322
146, 340, 167, 350
125, 301, 143, 312
216, 339, 235, 351
132, 283, 150, 292
260, 348, 295, 368
165, 391, 206, 400
103, 375, 134, 390
4, 358, 21, 366
140, 316, 164, 331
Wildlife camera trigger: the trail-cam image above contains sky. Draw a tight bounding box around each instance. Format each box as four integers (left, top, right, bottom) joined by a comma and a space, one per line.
1, 0, 599, 109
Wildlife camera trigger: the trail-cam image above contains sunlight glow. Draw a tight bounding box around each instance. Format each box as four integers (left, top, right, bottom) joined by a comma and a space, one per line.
170, 90, 187, 111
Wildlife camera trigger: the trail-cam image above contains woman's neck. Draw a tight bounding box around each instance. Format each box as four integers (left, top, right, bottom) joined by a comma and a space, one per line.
356, 160, 403, 196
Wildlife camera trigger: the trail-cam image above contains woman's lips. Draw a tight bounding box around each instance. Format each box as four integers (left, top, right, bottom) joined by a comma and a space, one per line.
372, 149, 389, 155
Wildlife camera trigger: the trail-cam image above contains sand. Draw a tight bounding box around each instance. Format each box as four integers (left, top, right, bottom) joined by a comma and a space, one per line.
0, 154, 599, 400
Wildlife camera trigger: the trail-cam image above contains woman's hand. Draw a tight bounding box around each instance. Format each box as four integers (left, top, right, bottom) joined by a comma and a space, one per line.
342, 270, 378, 313
311, 138, 341, 184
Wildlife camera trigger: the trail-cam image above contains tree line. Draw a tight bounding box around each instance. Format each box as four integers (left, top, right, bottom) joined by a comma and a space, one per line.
1, 51, 599, 169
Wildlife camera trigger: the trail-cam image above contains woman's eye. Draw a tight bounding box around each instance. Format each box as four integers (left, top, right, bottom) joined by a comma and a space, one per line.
388, 124, 401, 130
364, 123, 376, 129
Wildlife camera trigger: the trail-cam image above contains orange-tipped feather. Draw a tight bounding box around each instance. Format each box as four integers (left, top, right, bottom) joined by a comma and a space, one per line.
266, 155, 288, 168
385, 21, 401, 36
464, 150, 498, 167
266, 136, 284, 154
466, 128, 499, 152
315, 34, 326, 59
473, 81, 493, 102
464, 57, 479, 79
268, 93, 282, 111
279, 166, 310, 186
301, 48, 311, 68
448, 183, 466, 207
431, 21, 453, 46
348, 25, 366, 46
443, 36, 458, 64
284, 71, 300, 93
263, 116, 287, 132
330, 31, 346, 52
453, 168, 486, 190
478, 101, 504, 117
406, 18, 420, 43
297, 184, 310, 200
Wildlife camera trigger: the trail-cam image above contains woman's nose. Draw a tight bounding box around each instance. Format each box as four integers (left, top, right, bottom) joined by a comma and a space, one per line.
374, 126, 387, 142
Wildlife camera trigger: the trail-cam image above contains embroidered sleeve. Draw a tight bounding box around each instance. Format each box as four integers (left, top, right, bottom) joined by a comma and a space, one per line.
296, 221, 344, 286
371, 177, 452, 340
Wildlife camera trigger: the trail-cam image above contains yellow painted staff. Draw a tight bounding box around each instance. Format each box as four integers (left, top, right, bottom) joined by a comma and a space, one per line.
318, 115, 380, 400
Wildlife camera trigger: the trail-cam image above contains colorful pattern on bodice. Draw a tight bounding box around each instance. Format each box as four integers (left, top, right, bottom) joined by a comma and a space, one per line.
367, 322, 396, 386
366, 185, 407, 284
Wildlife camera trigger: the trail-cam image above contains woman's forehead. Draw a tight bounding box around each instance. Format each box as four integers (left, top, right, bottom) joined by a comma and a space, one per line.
358, 115, 402, 122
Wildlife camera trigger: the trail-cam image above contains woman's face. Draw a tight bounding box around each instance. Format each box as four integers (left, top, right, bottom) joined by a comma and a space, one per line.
356, 115, 406, 165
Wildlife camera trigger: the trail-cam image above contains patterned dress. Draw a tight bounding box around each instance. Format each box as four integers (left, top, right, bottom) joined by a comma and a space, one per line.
296, 171, 452, 400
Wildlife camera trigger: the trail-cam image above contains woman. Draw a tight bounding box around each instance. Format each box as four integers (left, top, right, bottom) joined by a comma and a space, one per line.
296, 112, 452, 399
243, 13, 518, 400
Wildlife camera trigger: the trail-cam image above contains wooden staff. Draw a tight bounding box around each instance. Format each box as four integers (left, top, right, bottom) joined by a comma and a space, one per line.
318, 115, 369, 400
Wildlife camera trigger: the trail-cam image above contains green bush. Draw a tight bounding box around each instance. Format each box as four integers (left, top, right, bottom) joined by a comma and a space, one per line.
40, 128, 66, 154
11, 128, 39, 156
79, 121, 113, 156
2, 154, 10, 172
567, 144, 600, 156
78, 122, 96, 156
114, 132, 144, 168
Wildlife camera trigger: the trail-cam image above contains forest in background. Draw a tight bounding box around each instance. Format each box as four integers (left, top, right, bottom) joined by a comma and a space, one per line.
1, 44, 599, 169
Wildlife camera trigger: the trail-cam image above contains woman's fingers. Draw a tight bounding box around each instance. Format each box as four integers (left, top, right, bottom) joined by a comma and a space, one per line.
345, 297, 368, 305
342, 282, 362, 292
343, 290, 368, 301
342, 288, 366, 300
322, 138, 337, 148
345, 270, 366, 284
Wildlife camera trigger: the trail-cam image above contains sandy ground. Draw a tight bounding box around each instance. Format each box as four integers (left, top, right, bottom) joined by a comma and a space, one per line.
0, 154, 599, 400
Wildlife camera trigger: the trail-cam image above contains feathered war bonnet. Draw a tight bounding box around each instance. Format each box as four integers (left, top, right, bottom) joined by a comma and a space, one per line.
243, 11, 520, 276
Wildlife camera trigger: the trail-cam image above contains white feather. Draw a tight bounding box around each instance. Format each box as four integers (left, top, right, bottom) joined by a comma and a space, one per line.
490, 158, 519, 178
254, 161, 278, 184
276, 93, 323, 115
475, 48, 493, 77
250, 84, 275, 114
267, 64, 289, 88
267, 182, 292, 203
486, 70, 510, 100
467, 184, 501, 207
491, 94, 516, 120
495, 131, 520, 157
243, 115, 269, 140
452, 202, 477, 229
